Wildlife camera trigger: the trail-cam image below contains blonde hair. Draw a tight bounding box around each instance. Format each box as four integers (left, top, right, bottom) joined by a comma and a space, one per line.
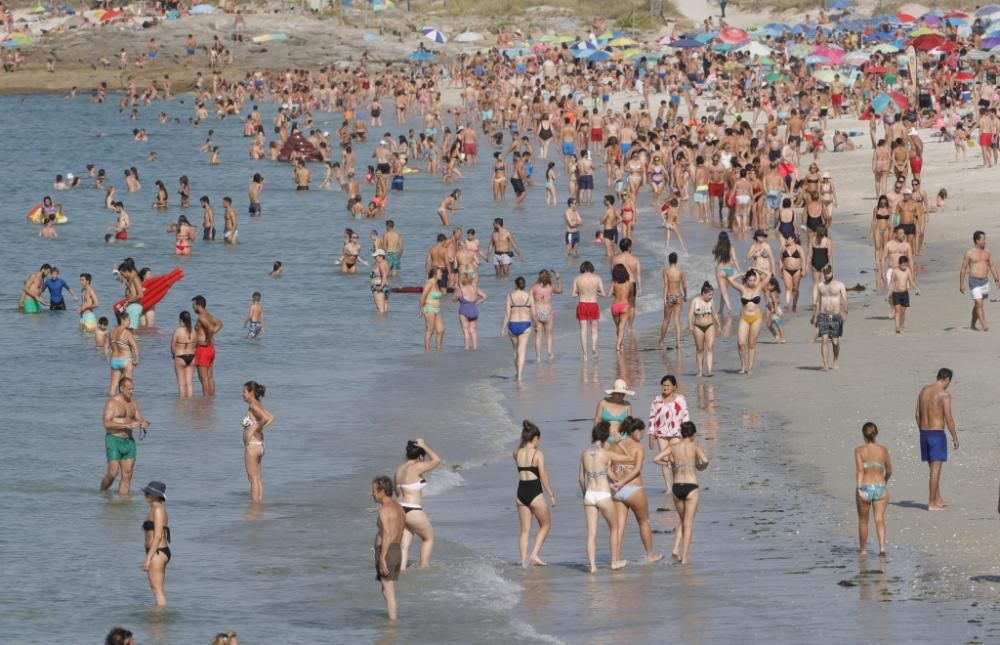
459, 273, 474, 286
211, 632, 237, 645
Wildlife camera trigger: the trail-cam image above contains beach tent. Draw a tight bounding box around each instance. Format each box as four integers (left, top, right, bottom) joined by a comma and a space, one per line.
277, 131, 322, 162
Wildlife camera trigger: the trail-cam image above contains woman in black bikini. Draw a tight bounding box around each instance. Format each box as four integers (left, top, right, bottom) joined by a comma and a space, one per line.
395, 438, 441, 570
780, 235, 806, 312
809, 224, 834, 287
653, 421, 709, 564
513, 420, 555, 568
141, 480, 170, 606
687, 282, 722, 377
170, 310, 196, 397
724, 268, 770, 376
870, 194, 892, 290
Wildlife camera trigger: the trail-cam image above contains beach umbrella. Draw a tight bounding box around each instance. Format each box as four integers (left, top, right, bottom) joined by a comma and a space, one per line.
896, 14, 917, 24
969, 49, 993, 60
757, 56, 776, 66
550, 35, 575, 44
99, 9, 121, 21
766, 72, 788, 82
871, 92, 897, 114
712, 43, 733, 52
190, 4, 215, 14
908, 26, 940, 37
946, 11, 968, 18
407, 51, 434, 61
897, 3, 929, 17
718, 27, 748, 43
931, 41, 957, 53
621, 48, 647, 59
531, 43, 551, 53
502, 46, 530, 57
750, 28, 780, 40
983, 36, 1000, 49
573, 48, 596, 58
789, 43, 813, 57
454, 31, 483, 42
693, 31, 717, 43
976, 5, 1000, 17
956, 71, 975, 81
813, 69, 839, 83
668, 38, 704, 49
813, 45, 845, 62
421, 28, 447, 44
608, 37, 638, 47
871, 42, 900, 53
736, 41, 772, 56
806, 54, 830, 64
909, 33, 945, 51
765, 22, 791, 31
587, 51, 611, 62
827, 0, 852, 8
843, 50, 871, 65
570, 39, 596, 50
889, 91, 908, 109
865, 65, 887, 74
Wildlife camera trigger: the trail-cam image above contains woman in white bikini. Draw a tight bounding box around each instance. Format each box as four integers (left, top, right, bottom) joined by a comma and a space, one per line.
610, 417, 663, 564
578, 421, 628, 573
530, 269, 562, 363
395, 438, 441, 570
242, 380, 274, 503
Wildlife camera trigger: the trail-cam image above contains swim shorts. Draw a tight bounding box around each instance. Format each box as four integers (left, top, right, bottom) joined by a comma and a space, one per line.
891, 290, 910, 308
494, 251, 513, 266
386, 251, 401, 270
125, 303, 143, 330
376, 543, 402, 582
248, 202, 261, 215
576, 302, 600, 321
969, 276, 990, 300
919, 429, 947, 462
105, 433, 137, 462
817, 313, 843, 338
562, 141, 575, 156
578, 175, 594, 190
566, 231, 580, 247
194, 344, 216, 367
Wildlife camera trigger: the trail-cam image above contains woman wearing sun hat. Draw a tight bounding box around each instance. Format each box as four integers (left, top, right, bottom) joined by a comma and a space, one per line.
594, 379, 633, 445
141, 480, 170, 606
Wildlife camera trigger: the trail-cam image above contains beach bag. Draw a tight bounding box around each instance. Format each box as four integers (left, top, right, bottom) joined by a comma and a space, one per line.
725, 189, 737, 208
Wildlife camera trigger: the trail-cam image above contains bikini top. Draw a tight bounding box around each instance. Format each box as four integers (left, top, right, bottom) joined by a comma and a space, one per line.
584, 449, 608, 486
241, 413, 255, 428
782, 249, 801, 260
601, 406, 628, 423
875, 208, 890, 220
517, 465, 540, 476
399, 478, 427, 491
428, 290, 443, 301
694, 299, 714, 316
863, 461, 886, 471
510, 294, 531, 308
741, 295, 761, 305
142, 521, 172, 543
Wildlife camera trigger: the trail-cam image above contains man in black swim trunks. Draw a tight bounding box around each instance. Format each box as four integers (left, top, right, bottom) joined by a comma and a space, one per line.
811, 265, 847, 371
372, 475, 405, 621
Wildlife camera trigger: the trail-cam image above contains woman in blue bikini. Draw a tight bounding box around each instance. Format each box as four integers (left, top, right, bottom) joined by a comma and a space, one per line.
452, 273, 487, 351
500, 276, 535, 381
855, 422, 892, 555
593, 378, 633, 444
610, 417, 663, 563
107, 310, 139, 395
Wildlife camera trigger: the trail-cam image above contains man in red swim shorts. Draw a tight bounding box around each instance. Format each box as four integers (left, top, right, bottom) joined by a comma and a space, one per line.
571, 260, 605, 361
192, 294, 222, 396
459, 126, 478, 165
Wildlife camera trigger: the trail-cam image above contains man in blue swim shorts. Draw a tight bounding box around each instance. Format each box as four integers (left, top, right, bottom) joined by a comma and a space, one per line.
916, 368, 959, 511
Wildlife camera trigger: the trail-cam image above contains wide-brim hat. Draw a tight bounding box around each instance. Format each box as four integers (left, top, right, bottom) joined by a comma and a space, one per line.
605, 378, 635, 396
142, 481, 167, 500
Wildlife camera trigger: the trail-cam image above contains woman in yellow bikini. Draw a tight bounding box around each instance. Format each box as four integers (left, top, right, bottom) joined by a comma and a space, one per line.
725, 268, 770, 376
418, 268, 445, 352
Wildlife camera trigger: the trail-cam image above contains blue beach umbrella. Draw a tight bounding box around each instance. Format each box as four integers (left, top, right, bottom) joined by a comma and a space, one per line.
827, 0, 852, 9
976, 4, 1000, 17
573, 48, 596, 58
669, 38, 705, 49
503, 46, 530, 57
587, 51, 611, 62
693, 32, 717, 43
407, 51, 434, 61
190, 4, 216, 14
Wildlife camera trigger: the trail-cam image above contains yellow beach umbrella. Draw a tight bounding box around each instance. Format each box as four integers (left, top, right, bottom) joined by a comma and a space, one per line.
609, 37, 638, 47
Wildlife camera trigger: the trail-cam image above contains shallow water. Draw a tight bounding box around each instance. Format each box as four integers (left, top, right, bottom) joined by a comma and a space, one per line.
0, 94, 995, 643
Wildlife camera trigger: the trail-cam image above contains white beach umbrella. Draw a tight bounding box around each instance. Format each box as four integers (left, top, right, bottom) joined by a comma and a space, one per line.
421, 27, 447, 44
735, 41, 772, 57
454, 31, 483, 42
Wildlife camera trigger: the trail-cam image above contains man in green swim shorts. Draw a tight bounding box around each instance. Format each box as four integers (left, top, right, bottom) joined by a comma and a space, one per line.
100, 377, 150, 496
383, 219, 404, 277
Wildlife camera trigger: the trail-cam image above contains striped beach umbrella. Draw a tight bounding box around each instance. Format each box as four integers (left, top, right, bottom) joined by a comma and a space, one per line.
420, 27, 447, 44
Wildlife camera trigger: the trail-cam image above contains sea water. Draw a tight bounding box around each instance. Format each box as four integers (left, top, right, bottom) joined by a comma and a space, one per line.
0, 94, 995, 643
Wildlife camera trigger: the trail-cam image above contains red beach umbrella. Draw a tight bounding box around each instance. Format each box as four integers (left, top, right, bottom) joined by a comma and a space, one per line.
100, 9, 121, 21
889, 91, 908, 109
896, 13, 917, 22
909, 33, 946, 51
956, 71, 974, 81
718, 27, 749, 44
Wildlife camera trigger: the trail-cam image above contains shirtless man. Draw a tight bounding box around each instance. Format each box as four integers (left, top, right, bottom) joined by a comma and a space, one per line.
222, 196, 238, 245
888, 256, 917, 334
577, 151, 595, 205
881, 226, 914, 296
487, 218, 522, 278
611, 238, 642, 329
915, 368, 959, 511
564, 198, 583, 257
248, 173, 264, 216
200, 196, 216, 241
425, 234, 451, 289
192, 295, 222, 396
658, 252, 687, 349
811, 264, 847, 371
785, 109, 804, 164
373, 139, 392, 178
293, 158, 312, 190
19, 263, 51, 311
78, 272, 100, 331
977, 107, 995, 168
383, 219, 404, 277
100, 377, 149, 496
959, 230, 1000, 331
707, 154, 726, 223
372, 475, 405, 621
571, 261, 606, 360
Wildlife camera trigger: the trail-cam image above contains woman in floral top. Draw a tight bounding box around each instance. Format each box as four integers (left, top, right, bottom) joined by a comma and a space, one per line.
647, 375, 690, 490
